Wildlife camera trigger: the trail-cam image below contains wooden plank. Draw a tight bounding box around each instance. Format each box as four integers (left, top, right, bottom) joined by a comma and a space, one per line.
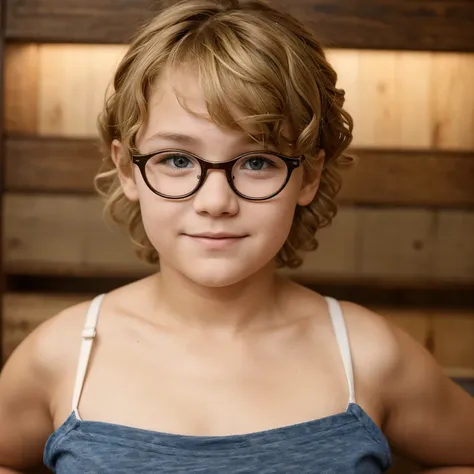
5, 0, 474, 51
348, 51, 401, 148
4, 44, 126, 137
328, 49, 474, 150
5, 136, 474, 207
352, 210, 474, 285
4, 44, 39, 134
3, 194, 155, 277
340, 149, 474, 207
5, 136, 102, 194
4, 194, 474, 286
6, 45, 474, 150
430, 53, 474, 150
37, 44, 124, 137
433, 314, 474, 370
355, 209, 437, 280
434, 212, 474, 282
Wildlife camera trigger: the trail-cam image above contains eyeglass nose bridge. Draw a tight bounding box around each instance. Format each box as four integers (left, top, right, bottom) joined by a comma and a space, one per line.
208, 161, 230, 170
195, 160, 236, 192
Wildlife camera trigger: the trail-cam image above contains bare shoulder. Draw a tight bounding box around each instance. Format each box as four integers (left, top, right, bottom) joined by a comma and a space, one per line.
0, 298, 94, 470
338, 300, 440, 393
334, 302, 402, 415
3, 298, 93, 385
339, 301, 401, 376
339, 299, 453, 396
4, 275, 152, 377
339, 301, 474, 467
33, 299, 93, 363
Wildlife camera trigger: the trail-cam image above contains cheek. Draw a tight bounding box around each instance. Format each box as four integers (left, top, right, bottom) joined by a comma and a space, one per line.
260, 178, 304, 245
136, 186, 180, 249
243, 193, 298, 247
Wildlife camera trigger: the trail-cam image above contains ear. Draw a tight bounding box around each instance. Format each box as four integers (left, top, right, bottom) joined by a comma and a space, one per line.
111, 139, 139, 202
297, 149, 325, 206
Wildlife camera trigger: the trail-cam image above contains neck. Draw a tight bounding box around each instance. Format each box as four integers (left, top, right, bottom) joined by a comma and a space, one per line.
151, 262, 285, 335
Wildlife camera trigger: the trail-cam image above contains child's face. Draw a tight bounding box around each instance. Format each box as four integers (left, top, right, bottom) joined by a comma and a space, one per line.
114, 67, 321, 287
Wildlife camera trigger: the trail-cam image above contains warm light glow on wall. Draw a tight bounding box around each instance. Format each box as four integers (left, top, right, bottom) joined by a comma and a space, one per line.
4, 44, 474, 149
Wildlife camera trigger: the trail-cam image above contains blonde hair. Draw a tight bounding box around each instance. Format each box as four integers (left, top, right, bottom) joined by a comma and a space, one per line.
96, 0, 354, 269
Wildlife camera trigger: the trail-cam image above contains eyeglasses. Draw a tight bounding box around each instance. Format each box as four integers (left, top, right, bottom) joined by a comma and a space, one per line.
131, 149, 305, 201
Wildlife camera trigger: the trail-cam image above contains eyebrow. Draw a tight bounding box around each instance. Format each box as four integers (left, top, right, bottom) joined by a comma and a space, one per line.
146, 132, 201, 145
145, 131, 265, 147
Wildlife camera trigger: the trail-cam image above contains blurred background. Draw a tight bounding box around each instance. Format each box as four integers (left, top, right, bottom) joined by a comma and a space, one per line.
0, 1, 473, 472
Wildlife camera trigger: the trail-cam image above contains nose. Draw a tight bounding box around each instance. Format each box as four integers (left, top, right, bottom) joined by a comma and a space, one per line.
192, 169, 239, 217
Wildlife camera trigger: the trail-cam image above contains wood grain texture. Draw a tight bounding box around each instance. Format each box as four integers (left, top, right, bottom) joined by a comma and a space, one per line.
433, 314, 474, 370
6, 45, 474, 150
3, 194, 155, 277
327, 50, 474, 150
275, 208, 474, 285
36, 44, 124, 137
340, 149, 474, 207
429, 53, 474, 150
5, 136, 102, 194
5, 136, 474, 207
434, 212, 474, 282
3, 194, 474, 286
4, 44, 40, 134
5, 0, 474, 51
4, 44, 126, 137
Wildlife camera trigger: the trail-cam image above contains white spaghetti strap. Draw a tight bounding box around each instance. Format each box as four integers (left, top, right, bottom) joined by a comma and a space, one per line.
72, 294, 106, 419
325, 297, 356, 405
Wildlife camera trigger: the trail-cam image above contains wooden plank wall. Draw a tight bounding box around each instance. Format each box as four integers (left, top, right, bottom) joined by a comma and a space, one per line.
1, 2, 473, 472
3, 45, 474, 286
2, 0, 474, 371
5, 0, 474, 51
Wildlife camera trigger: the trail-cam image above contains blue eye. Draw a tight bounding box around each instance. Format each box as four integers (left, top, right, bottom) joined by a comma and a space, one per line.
149, 153, 196, 169
159, 154, 194, 168
242, 157, 274, 170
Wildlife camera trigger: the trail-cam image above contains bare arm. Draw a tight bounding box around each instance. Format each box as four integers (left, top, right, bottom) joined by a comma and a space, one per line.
382, 325, 474, 470
0, 325, 57, 472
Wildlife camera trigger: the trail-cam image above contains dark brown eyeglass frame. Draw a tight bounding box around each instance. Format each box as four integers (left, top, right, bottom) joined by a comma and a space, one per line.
131, 149, 305, 201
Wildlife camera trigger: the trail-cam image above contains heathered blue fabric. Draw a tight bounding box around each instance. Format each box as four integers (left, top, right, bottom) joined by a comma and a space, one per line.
44, 402, 391, 473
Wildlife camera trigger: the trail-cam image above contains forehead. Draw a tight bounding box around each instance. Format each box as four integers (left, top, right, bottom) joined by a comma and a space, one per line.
137, 67, 265, 150
154, 67, 208, 115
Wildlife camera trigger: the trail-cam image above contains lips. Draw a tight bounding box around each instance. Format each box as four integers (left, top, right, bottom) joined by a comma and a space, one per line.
185, 232, 246, 239
183, 233, 248, 248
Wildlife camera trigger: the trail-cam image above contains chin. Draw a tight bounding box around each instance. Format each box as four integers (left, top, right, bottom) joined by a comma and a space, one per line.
181, 258, 265, 288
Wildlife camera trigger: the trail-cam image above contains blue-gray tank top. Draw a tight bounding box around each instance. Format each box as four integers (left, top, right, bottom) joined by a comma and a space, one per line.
44, 295, 392, 473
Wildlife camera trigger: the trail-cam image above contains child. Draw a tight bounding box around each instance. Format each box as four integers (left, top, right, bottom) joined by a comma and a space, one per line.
0, 0, 473, 472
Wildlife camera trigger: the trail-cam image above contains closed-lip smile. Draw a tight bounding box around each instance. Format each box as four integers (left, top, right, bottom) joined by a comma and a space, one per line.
186, 232, 246, 239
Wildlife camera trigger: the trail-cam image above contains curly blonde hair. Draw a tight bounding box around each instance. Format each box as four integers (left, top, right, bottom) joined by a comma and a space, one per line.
96, 0, 354, 269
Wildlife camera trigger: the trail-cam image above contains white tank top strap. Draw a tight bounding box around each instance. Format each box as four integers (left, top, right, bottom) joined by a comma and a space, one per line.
324, 296, 356, 405
72, 293, 106, 418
